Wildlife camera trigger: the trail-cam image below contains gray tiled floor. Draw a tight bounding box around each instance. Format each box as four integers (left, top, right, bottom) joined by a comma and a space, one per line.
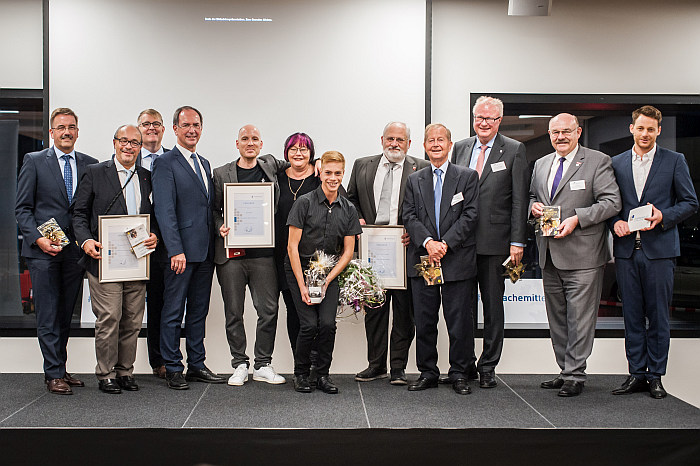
1, 373, 698, 429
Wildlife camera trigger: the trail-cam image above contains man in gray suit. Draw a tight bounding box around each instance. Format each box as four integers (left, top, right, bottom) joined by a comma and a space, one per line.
530, 113, 621, 397
347, 122, 429, 385
213, 125, 287, 387
451, 96, 529, 388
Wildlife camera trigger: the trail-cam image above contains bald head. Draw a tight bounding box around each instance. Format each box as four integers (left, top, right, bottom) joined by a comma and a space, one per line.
548, 113, 582, 157
236, 124, 263, 161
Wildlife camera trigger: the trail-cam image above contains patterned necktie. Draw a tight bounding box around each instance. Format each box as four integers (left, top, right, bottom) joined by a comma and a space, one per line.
191, 153, 208, 197
61, 154, 73, 203
122, 169, 138, 215
375, 162, 396, 225
475, 144, 487, 178
434, 168, 443, 239
550, 157, 566, 200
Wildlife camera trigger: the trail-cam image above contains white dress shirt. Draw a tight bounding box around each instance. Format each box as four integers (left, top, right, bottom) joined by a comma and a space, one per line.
114, 158, 141, 214
140, 146, 165, 172
54, 146, 78, 197
176, 144, 208, 195
468, 135, 496, 170
373, 155, 405, 225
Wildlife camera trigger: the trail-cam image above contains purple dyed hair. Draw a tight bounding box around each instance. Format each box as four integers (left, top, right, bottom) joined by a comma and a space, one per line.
283, 132, 315, 162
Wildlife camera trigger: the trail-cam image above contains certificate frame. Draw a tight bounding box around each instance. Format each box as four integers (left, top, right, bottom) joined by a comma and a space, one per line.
223, 182, 275, 249
359, 225, 406, 290
98, 214, 150, 283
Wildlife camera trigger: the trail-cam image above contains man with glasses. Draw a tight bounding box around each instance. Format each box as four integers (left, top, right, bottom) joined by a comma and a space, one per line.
529, 113, 620, 397
72, 125, 158, 394
451, 96, 529, 389
152, 106, 226, 390
16, 107, 98, 394
347, 122, 428, 385
212, 125, 287, 387
136, 109, 170, 379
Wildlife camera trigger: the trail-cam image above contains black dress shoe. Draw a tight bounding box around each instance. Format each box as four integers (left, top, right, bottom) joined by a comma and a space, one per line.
166, 371, 189, 390
390, 369, 407, 385
116, 375, 139, 391
540, 376, 565, 389
479, 372, 497, 389
317, 376, 339, 394
63, 373, 85, 387
294, 375, 313, 393
355, 367, 388, 382
612, 375, 648, 395
453, 378, 472, 395
408, 377, 439, 391
649, 379, 667, 399
185, 366, 226, 384
557, 380, 584, 397
98, 378, 122, 394
438, 374, 451, 384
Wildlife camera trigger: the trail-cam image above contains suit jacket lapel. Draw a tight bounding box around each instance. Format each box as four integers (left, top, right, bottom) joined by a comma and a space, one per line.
418, 168, 437, 234
137, 167, 151, 213
640, 147, 664, 203
552, 149, 585, 200
618, 151, 636, 201
174, 148, 208, 198
399, 157, 417, 211
46, 147, 69, 204
365, 156, 382, 220
439, 165, 458, 226
105, 160, 128, 213
479, 135, 505, 186
228, 160, 239, 183
539, 153, 556, 204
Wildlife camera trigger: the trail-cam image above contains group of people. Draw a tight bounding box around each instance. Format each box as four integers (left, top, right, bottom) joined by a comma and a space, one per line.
15, 97, 697, 400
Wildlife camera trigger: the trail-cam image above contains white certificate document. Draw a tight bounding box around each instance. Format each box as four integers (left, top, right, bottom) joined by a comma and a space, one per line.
233, 193, 265, 236
107, 230, 140, 270
368, 236, 398, 279
628, 204, 652, 232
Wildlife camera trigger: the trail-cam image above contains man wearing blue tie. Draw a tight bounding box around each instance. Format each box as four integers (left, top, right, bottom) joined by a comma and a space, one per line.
403, 124, 479, 395
152, 106, 226, 389
16, 108, 98, 394
136, 108, 170, 379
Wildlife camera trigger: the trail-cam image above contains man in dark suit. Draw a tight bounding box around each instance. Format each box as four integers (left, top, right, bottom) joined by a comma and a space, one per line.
530, 113, 621, 397
451, 96, 529, 388
136, 108, 170, 379
15, 107, 98, 394
213, 125, 287, 387
403, 123, 479, 395
608, 105, 698, 399
348, 121, 429, 385
152, 106, 226, 389
72, 124, 159, 394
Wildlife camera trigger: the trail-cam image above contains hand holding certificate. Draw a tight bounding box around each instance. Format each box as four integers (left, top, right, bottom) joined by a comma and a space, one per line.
627, 204, 653, 232
125, 223, 155, 258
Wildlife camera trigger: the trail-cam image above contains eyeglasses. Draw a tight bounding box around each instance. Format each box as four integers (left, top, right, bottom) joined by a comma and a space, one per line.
178, 123, 202, 130
384, 137, 407, 143
139, 121, 163, 129
474, 116, 502, 124
288, 146, 309, 155
549, 128, 578, 137
52, 125, 78, 132
114, 138, 143, 147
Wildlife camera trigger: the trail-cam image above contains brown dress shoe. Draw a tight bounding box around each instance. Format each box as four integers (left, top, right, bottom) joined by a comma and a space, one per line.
153, 366, 166, 379
63, 373, 85, 387
46, 378, 73, 395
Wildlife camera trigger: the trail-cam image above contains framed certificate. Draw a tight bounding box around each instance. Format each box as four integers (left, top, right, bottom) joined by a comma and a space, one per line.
98, 214, 150, 283
359, 225, 406, 289
223, 182, 275, 249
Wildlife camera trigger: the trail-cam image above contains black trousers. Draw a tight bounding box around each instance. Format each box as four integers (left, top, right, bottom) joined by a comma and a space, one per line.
286, 265, 338, 377
411, 276, 475, 380
146, 260, 166, 369
473, 253, 508, 374
363, 286, 414, 371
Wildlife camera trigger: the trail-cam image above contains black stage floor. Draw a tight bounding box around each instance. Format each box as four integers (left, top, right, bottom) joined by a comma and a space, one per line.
2, 373, 699, 465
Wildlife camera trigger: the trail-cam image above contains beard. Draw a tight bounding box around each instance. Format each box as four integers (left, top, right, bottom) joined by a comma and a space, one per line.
383, 148, 406, 163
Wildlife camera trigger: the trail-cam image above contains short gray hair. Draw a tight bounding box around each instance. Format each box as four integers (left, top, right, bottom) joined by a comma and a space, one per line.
383, 121, 411, 141
472, 96, 504, 118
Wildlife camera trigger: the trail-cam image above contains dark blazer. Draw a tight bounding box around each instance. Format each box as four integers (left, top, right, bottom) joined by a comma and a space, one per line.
16, 147, 98, 259
608, 146, 698, 259
72, 159, 158, 277
451, 134, 529, 255
403, 163, 479, 281
347, 154, 429, 224
152, 147, 214, 262
211, 153, 285, 265
135, 147, 170, 169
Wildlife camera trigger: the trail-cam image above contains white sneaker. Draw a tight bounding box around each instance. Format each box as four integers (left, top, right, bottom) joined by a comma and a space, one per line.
228, 363, 248, 386
252, 364, 286, 384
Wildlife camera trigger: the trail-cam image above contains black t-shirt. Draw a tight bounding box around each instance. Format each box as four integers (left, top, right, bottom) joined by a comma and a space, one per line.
286, 185, 362, 266
233, 163, 273, 259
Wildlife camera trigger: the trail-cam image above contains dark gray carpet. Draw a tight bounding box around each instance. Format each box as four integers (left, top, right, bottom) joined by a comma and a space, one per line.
1, 373, 698, 429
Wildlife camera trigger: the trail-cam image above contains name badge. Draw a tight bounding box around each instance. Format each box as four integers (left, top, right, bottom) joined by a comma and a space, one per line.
570, 180, 585, 191
451, 192, 464, 206
490, 161, 506, 172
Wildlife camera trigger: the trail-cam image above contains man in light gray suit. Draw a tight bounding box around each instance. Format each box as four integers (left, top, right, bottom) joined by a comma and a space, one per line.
451, 96, 529, 388
529, 113, 621, 397
347, 121, 429, 385
213, 125, 287, 387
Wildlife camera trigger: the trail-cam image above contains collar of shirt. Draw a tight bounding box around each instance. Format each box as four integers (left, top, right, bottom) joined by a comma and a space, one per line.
430, 160, 449, 188
632, 144, 656, 163
113, 157, 135, 175
176, 143, 194, 159
53, 146, 76, 160
470, 135, 497, 167
313, 185, 340, 206
141, 146, 165, 157
380, 154, 405, 170
556, 144, 579, 163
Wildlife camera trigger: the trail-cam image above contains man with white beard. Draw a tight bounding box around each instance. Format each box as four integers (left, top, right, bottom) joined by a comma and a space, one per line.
347, 122, 430, 385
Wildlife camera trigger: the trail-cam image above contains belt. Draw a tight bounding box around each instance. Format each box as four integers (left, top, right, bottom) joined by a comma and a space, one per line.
634, 239, 642, 250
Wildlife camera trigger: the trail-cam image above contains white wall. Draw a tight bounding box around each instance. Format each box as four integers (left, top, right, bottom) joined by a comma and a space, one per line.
0, 0, 43, 89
